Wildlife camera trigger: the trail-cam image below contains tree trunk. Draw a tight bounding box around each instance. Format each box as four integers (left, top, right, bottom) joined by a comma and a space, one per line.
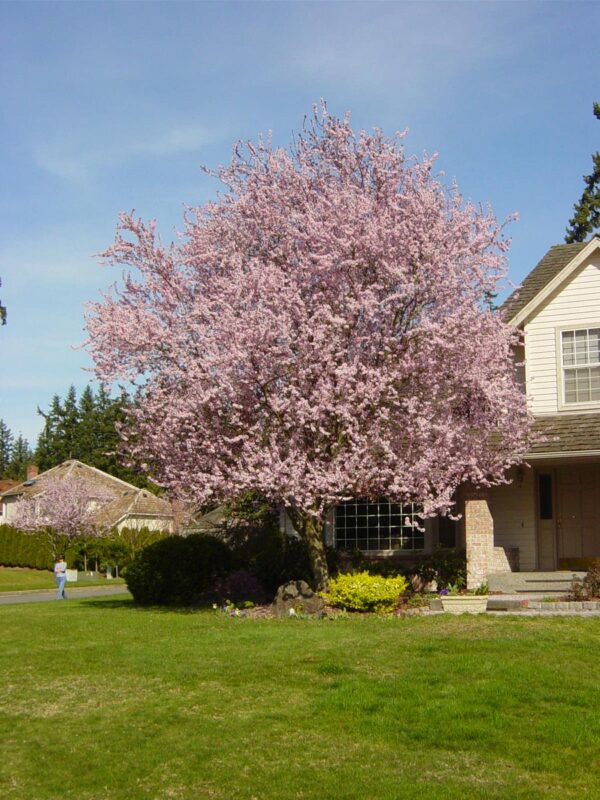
289, 508, 330, 592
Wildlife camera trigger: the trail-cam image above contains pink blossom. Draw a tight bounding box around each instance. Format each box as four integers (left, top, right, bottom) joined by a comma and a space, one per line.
85, 105, 533, 588
12, 474, 116, 542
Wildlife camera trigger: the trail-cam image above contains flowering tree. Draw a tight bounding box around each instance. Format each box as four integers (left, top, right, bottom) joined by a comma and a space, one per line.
86, 106, 532, 590
11, 474, 116, 558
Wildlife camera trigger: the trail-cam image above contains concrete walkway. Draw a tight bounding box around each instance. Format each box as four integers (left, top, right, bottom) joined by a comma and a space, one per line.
0, 584, 130, 605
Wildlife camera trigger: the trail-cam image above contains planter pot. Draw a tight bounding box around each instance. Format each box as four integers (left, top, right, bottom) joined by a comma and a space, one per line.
440, 595, 489, 614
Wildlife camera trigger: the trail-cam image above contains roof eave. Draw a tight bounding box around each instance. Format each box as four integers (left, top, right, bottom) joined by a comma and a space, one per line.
508, 237, 600, 327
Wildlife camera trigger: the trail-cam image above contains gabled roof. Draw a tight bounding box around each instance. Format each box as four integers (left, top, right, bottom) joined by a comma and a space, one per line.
0, 459, 174, 529
501, 242, 587, 321
502, 235, 600, 325
0, 459, 139, 500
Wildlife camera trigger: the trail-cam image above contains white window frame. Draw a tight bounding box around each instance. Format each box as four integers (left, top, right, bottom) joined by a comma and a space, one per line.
556, 323, 600, 411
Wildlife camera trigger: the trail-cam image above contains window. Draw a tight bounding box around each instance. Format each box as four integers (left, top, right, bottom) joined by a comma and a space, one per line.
561, 328, 600, 404
334, 499, 424, 552
538, 474, 553, 520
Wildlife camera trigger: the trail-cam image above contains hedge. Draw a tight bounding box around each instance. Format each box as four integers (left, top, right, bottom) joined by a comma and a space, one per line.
0, 524, 71, 570
0, 525, 169, 572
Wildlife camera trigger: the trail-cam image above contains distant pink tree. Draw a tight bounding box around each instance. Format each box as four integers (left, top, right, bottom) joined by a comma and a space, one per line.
86, 105, 533, 589
11, 475, 116, 558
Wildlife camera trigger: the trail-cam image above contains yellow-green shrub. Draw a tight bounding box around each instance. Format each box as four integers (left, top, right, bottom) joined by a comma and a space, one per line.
323, 571, 408, 613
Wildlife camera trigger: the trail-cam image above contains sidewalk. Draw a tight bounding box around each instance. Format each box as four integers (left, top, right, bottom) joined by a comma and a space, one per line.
0, 584, 130, 605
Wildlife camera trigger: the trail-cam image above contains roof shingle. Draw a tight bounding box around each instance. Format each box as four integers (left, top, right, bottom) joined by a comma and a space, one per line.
529, 414, 600, 456
501, 241, 588, 322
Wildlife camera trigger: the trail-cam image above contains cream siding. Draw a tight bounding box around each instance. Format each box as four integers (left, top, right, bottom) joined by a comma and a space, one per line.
2, 497, 18, 522
490, 467, 537, 570
513, 344, 526, 393
524, 256, 600, 415
115, 516, 173, 533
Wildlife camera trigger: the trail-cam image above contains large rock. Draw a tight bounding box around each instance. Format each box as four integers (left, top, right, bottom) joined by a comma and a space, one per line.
273, 580, 325, 618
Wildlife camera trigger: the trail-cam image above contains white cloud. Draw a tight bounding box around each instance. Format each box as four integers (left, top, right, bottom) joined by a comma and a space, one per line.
33, 121, 220, 183
279, 2, 536, 96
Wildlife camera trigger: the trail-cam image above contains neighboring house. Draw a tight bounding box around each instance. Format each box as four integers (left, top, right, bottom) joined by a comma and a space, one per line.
0, 459, 175, 533
311, 235, 600, 587
0, 479, 19, 521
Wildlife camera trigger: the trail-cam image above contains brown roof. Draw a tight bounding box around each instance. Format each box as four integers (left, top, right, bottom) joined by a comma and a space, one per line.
95, 488, 174, 527
0, 479, 19, 494
501, 241, 588, 322
529, 414, 600, 456
0, 459, 137, 500
0, 459, 174, 529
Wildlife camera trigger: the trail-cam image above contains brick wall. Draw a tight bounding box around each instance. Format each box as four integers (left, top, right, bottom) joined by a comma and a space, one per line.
464, 487, 494, 589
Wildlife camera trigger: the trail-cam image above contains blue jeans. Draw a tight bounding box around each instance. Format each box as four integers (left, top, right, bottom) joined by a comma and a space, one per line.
56, 575, 67, 599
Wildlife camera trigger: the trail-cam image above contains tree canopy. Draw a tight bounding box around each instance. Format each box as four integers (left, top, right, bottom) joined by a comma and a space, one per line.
86, 106, 532, 588
0, 425, 33, 482
565, 102, 600, 243
0, 277, 6, 326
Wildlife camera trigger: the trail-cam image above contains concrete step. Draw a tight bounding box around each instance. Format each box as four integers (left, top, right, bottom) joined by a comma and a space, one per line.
488, 571, 585, 595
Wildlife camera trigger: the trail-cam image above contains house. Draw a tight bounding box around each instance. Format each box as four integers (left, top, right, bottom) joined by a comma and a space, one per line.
313, 235, 600, 588
0, 459, 175, 533
0, 479, 19, 522
471, 233, 600, 588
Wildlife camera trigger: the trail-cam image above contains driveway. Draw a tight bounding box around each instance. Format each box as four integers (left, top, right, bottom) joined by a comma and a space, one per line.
0, 584, 130, 605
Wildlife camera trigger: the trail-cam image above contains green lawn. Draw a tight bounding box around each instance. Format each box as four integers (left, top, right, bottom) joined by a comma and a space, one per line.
1, 598, 599, 800
0, 566, 125, 592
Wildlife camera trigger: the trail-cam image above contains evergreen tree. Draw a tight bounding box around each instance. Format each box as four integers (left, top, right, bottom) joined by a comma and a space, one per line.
35, 394, 64, 471
0, 419, 14, 477
93, 389, 152, 488
57, 385, 79, 460
6, 435, 32, 481
0, 277, 6, 326
566, 102, 600, 243
76, 385, 97, 464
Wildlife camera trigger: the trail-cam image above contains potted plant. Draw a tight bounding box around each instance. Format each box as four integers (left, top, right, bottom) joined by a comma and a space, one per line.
438, 583, 489, 614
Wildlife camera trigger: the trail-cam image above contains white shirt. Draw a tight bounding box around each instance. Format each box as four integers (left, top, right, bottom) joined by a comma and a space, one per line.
54, 560, 67, 577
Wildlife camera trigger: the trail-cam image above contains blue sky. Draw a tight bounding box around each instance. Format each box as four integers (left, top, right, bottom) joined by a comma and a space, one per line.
1, 0, 599, 446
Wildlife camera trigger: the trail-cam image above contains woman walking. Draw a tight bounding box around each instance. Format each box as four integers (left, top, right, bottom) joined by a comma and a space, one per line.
54, 555, 67, 599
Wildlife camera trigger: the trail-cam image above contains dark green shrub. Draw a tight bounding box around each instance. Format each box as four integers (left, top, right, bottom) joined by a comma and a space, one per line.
204, 570, 267, 605
412, 547, 466, 590
219, 497, 340, 592
125, 533, 234, 605
337, 549, 407, 578
224, 517, 289, 593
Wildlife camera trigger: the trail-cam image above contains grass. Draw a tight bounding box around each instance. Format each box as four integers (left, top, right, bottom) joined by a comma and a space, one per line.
0, 566, 125, 593
1, 598, 600, 800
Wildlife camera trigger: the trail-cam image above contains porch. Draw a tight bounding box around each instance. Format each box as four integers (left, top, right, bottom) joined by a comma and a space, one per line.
487, 570, 586, 595
465, 455, 600, 588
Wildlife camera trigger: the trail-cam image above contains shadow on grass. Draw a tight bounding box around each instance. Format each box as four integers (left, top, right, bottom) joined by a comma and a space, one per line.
78, 596, 218, 615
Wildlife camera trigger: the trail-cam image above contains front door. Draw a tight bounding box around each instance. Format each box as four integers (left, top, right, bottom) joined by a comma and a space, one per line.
556, 465, 600, 563
537, 472, 556, 570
